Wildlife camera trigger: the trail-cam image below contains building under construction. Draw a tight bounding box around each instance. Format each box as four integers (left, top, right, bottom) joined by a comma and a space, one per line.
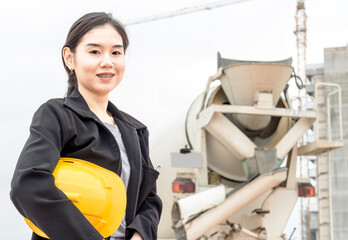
306, 45, 348, 240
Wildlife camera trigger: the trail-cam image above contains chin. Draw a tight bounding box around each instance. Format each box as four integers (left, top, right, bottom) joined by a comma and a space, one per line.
98, 85, 118, 95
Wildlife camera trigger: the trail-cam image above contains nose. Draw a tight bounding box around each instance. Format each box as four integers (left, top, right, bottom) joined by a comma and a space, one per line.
100, 53, 113, 68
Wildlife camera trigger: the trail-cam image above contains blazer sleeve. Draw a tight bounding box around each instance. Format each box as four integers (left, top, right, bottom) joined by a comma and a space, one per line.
127, 129, 163, 239
10, 101, 103, 240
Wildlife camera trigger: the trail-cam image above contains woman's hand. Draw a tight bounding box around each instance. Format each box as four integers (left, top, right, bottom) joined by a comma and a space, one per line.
130, 231, 143, 240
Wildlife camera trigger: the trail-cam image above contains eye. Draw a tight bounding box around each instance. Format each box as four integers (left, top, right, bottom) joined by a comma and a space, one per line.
112, 51, 123, 55
89, 50, 100, 54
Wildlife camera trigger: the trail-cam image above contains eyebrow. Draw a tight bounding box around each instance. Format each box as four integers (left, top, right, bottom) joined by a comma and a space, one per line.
85, 43, 123, 48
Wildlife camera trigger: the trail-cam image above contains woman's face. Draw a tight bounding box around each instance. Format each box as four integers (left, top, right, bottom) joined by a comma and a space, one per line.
67, 24, 126, 97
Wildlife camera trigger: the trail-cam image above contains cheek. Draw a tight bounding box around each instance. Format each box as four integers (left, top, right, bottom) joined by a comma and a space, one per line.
74, 54, 97, 73
116, 59, 126, 73
81, 60, 98, 72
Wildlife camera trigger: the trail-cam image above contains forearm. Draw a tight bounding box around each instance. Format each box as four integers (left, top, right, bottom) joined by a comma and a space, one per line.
11, 167, 103, 240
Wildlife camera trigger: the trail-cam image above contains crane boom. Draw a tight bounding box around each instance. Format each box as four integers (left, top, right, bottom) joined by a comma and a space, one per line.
125, 0, 255, 26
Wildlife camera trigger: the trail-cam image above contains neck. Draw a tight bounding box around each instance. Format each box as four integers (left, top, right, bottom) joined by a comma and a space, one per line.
78, 87, 114, 124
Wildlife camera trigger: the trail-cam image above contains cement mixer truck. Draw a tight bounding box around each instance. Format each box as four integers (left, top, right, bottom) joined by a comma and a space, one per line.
153, 53, 343, 240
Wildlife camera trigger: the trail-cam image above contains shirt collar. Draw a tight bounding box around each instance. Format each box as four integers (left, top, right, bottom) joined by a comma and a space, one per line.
63, 88, 147, 130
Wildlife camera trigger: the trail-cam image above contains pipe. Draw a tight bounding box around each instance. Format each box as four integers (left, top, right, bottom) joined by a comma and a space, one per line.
183, 169, 287, 240
173, 185, 225, 221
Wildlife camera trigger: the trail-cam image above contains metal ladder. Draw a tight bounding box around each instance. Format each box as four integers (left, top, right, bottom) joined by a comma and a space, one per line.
315, 83, 343, 240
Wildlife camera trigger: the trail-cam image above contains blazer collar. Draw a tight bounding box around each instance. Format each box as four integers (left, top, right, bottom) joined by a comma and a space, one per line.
63, 88, 147, 130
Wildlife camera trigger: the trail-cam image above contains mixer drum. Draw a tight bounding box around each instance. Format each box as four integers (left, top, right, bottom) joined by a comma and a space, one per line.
185, 61, 293, 182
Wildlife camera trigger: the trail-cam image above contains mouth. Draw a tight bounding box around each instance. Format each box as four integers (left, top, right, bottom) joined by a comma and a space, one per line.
96, 73, 115, 78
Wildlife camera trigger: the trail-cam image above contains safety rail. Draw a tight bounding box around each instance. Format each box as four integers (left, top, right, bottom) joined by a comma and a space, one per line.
314, 83, 343, 142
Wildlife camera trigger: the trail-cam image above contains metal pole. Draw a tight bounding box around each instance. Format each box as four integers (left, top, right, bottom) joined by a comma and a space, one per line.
327, 96, 331, 141
327, 151, 334, 240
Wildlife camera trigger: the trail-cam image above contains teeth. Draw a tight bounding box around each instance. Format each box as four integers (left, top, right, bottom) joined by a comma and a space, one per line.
97, 74, 114, 78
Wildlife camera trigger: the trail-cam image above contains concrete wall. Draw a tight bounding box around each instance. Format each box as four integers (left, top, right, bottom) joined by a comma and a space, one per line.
324, 46, 348, 240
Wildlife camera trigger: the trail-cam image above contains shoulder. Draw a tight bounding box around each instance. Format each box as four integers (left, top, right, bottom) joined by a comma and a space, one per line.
43, 98, 65, 109
107, 101, 147, 130
32, 98, 68, 123
29, 98, 70, 141
119, 110, 147, 130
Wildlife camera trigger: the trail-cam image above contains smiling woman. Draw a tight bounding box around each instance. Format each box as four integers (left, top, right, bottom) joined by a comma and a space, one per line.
10, 12, 162, 240
63, 24, 126, 109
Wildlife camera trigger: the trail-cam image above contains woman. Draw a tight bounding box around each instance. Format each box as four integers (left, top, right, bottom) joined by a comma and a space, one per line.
10, 12, 162, 240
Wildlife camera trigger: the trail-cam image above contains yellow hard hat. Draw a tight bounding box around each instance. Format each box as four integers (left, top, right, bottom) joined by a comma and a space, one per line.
24, 157, 127, 239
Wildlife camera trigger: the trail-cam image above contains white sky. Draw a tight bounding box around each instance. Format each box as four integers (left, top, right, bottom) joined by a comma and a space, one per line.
0, 0, 347, 239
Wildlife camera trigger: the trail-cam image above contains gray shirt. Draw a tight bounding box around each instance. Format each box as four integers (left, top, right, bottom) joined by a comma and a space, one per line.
103, 122, 130, 239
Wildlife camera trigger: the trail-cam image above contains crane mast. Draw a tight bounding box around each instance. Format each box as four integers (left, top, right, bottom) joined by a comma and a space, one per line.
295, 0, 307, 86
295, 1, 311, 240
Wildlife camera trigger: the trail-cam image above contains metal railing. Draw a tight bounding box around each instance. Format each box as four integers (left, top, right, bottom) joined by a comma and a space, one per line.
314, 82, 343, 142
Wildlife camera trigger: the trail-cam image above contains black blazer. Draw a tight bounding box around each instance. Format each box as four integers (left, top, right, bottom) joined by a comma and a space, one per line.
10, 88, 162, 240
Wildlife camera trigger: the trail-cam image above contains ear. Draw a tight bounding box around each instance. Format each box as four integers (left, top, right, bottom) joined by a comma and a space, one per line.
62, 47, 75, 70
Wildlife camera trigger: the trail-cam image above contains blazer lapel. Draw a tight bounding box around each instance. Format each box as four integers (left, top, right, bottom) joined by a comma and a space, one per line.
116, 119, 142, 223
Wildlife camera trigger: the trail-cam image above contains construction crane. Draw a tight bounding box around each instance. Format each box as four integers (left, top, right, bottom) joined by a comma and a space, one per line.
294, 0, 307, 86
294, 1, 310, 240
124, 0, 255, 26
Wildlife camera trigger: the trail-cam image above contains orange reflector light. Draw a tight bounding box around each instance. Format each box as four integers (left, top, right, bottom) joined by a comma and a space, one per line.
172, 178, 195, 193
298, 183, 316, 197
